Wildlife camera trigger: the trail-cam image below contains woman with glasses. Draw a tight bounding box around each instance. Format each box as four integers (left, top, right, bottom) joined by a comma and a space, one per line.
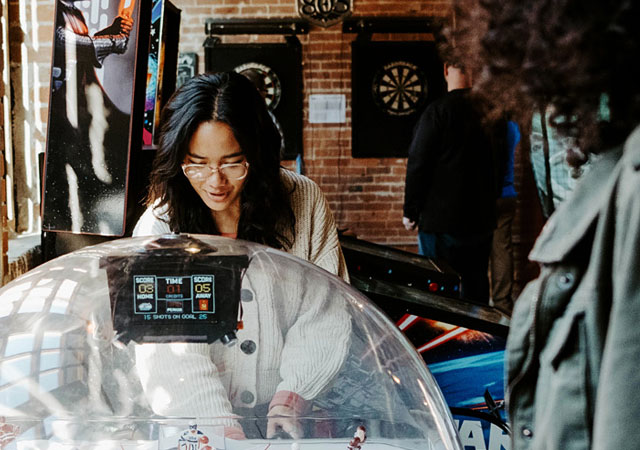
133, 71, 347, 278
132, 72, 350, 439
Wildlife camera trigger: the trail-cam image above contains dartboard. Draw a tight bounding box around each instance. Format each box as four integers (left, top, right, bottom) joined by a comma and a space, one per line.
234, 62, 282, 111
372, 61, 428, 116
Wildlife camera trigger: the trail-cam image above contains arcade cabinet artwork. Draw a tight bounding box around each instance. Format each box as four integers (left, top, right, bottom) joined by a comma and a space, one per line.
43, 0, 147, 236
339, 235, 511, 450
143, 0, 180, 149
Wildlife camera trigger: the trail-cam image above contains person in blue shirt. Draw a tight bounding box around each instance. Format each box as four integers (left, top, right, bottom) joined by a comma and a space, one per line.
489, 120, 520, 315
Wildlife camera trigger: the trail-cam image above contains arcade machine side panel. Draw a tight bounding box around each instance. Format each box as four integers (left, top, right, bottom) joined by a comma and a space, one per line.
42, 0, 151, 237
340, 235, 511, 449
129, 0, 181, 235
142, 0, 180, 150
386, 307, 510, 450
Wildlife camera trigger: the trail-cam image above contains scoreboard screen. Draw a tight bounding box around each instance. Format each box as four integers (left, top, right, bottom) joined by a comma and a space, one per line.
133, 274, 214, 315
101, 235, 249, 344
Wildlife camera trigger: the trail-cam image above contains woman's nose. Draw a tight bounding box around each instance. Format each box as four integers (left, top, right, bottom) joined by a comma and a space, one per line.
204, 168, 226, 186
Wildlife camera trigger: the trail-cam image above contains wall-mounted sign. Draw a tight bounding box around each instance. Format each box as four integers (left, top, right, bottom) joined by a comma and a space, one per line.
309, 94, 346, 123
177, 52, 198, 89
298, 0, 352, 28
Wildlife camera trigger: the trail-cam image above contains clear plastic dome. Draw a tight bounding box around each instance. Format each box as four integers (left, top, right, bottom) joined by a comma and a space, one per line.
0, 234, 462, 450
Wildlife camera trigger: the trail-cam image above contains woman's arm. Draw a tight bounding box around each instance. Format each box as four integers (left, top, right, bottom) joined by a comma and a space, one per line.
134, 342, 240, 432
266, 271, 352, 437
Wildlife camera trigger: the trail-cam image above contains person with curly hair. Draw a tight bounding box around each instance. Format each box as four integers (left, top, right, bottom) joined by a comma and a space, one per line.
451, 0, 640, 448
132, 71, 350, 440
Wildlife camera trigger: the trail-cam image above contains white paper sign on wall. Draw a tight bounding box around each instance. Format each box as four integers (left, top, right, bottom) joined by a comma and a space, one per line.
309, 94, 346, 124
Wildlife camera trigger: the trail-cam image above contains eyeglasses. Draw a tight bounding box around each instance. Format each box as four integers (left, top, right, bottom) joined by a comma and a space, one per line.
181, 161, 249, 181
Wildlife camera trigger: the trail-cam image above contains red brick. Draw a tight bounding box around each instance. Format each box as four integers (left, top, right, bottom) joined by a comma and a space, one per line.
213, 6, 240, 15
240, 6, 268, 15
267, 5, 295, 15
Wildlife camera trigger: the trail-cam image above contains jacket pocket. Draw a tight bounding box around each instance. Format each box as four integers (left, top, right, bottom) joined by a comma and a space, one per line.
535, 310, 591, 449
547, 311, 585, 371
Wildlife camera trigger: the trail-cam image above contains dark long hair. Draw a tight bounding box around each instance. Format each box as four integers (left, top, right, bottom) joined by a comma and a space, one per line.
449, 0, 640, 163
146, 71, 295, 249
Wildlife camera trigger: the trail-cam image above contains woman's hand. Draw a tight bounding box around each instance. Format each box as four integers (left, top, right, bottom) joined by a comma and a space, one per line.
224, 426, 246, 440
266, 405, 303, 440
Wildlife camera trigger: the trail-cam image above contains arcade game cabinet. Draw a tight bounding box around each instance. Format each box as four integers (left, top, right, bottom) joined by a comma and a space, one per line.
41, 0, 180, 259
340, 235, 511, 450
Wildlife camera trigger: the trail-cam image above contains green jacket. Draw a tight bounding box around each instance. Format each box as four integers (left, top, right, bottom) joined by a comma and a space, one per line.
507, 125, 640, 450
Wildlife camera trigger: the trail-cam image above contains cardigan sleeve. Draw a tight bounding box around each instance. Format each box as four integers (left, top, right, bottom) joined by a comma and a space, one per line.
274, 271, 352, 402
299, 174, 350, 283
258, 172, 352, 412
134, 342, 238, 428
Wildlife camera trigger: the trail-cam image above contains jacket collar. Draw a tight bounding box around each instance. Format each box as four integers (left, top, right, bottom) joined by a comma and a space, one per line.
529, 145, 623, 264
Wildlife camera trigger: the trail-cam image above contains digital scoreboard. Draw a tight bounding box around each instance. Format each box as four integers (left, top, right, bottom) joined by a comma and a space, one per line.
101, 235, 249, 344
133, 274, 215, 315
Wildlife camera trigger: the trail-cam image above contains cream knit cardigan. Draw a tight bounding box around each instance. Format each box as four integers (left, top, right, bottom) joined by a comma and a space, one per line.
132, 169, 351, 424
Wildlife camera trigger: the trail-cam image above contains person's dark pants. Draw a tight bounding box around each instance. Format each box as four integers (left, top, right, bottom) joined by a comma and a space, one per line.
418, 230, 493, 304
489, 196, 517, 314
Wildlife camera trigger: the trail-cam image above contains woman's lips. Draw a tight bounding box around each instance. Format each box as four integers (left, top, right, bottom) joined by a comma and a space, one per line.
207, 191, 229, 202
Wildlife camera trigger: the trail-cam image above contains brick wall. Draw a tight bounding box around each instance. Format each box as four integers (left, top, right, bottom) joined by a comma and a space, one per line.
1, 0, 7, 281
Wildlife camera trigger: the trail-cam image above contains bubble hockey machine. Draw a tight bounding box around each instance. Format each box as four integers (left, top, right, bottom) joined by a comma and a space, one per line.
0, 235, 463, 450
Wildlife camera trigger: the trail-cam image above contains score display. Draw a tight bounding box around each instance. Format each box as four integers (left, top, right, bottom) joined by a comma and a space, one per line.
101, 235, 249, 344
133, 275, 215, 315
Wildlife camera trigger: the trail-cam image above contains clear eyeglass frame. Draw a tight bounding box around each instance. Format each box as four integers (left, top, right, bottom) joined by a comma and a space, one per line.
181, 161, 249, 181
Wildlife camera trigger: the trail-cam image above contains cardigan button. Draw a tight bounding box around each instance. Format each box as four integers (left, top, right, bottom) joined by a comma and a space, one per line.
521, 426, 533, 439
241, 390, 255, 404
240, 340, 257, 355
240, 289, 254, 302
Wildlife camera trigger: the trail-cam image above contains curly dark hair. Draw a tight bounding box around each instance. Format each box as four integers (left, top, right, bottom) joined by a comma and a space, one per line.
448, 0, 640, 160
146, 71, 295, 249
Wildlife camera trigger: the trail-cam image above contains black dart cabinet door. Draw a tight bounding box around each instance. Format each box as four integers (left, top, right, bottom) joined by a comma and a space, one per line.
351, 40, 445, 158
205, 42, 303, 161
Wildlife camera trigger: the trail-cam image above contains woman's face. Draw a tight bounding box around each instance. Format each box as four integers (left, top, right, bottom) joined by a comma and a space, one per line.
184, 121, 248, 218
